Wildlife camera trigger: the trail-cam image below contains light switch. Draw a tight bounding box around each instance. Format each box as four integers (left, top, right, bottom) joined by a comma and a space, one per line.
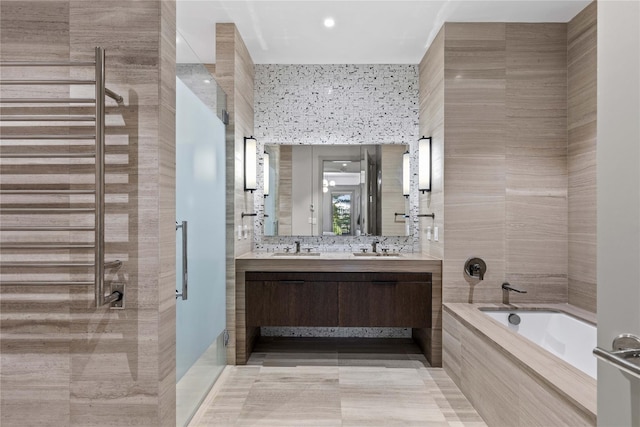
434, 226, 439, 242
237, 225, 242, 240
426, 226, 432, 241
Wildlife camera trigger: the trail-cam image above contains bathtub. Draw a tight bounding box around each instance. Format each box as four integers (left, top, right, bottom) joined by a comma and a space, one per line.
443, 303, 597, 426
482, 309, 597, 379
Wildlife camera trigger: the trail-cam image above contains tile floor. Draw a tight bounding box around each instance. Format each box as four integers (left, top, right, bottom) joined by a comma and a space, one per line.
189, 338, 486, 427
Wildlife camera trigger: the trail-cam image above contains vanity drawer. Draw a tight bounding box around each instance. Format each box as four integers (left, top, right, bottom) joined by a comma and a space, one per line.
338, 279, 431, 327
246, 274, 338, 327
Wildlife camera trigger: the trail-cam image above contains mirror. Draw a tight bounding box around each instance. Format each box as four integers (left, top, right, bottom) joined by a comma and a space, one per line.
264, 144, 409, 237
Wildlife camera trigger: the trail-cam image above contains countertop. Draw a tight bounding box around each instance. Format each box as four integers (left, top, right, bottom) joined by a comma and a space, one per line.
236, 251, 441, 261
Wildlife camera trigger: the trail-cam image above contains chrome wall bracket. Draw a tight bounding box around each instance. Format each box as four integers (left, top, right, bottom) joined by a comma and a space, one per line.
110, 283, 125, 309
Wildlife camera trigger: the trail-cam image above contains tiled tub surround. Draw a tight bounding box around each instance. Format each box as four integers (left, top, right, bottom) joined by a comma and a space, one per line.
444, 303, 596, 426
251, 64, 423, 252
235, 252, 442, 366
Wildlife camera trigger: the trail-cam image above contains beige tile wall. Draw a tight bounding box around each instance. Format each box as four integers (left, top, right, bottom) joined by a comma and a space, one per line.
505, 23, 569, 303
443, 23, 509, 303
214, 23, 255, 365
0, 1, 176, 425
421, 22, 579, 304
568, 2, 597, 312
418, 28, 445, 259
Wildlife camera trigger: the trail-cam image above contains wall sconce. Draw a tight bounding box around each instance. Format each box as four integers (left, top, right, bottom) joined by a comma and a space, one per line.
402, 150, 410, 197
244, 136, 257, 192
263, 151, 270, 197
418, 136, 432, 193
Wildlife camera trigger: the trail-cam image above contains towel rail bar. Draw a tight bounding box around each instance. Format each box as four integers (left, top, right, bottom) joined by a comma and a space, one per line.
0, 47, 124, 308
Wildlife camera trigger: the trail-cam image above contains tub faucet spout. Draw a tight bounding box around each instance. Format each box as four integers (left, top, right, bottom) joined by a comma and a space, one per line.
502, 282, 527, 304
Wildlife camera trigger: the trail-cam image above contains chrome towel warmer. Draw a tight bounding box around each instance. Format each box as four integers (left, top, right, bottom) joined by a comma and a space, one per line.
0, 47, 124, 308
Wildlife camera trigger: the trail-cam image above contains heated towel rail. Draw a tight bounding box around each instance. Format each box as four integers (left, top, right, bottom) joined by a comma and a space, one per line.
0, 47, 124, 308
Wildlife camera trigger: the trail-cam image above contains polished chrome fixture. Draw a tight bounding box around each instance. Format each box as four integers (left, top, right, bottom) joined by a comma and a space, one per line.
372, 240, 380, 253
244, 136, 258, 192
241, 212, 258, 218
0, 47, 124, 309
418, 136, 432, 193
175, 221, 188, 300
594, 334, 640, 379
263, 151, 270, 197
402, 150, 410, 197
294, 240, 301, 254
501, 282, 527, 304
464, 257, 487, 281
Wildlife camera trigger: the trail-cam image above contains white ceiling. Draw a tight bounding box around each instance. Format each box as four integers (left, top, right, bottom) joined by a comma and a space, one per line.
177, 0, 591, 64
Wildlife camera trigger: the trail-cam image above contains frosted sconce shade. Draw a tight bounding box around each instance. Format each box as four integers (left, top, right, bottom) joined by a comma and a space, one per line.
244, 137, 257, 192
403, 151, 410, 197
418, 136, 432, 193
263, 151, 270, 196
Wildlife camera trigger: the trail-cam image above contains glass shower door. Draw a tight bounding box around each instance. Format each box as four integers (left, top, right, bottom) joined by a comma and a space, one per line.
175, 73, 227, 426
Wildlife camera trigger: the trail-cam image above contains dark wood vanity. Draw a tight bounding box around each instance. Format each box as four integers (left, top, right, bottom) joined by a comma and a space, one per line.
246, 271, 431, 328
235, 253, 442, 366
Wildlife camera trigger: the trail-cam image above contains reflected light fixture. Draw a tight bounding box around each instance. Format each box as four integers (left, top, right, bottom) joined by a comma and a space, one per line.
263, 151, 270, 197
418, 136, 432, 193
324, 17, 335, 28
244, 137, 257, 192
402, 150, 410, 197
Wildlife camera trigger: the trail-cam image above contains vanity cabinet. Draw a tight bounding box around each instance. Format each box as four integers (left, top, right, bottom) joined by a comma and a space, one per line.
246, 272, 338, 327
245, 271, 430, 328
338, 272, 431, 327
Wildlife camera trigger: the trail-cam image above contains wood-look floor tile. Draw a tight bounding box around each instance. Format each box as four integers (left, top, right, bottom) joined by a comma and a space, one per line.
191, 339, 485, 427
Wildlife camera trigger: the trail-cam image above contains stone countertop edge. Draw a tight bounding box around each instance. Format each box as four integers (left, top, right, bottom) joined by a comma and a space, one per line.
236, 252, 442, 261
444, 302, 597, 417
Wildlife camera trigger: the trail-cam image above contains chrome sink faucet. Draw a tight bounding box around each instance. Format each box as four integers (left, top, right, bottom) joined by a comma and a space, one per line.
372, 240, 380, 253
294, 240, 301, 254
502, 282, 527, 304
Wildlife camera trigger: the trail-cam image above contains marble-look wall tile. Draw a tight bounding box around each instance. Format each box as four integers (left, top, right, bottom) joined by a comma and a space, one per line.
0, 1, 177, 425
568, 2, 597, 312
215, 23, 255, 365
505, 23, 568, 303
421, 23, 571, 304
443, 23, 508, 304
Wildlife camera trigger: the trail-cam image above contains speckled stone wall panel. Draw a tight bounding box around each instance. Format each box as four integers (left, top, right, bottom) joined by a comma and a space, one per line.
253, 64, 420, 252
255, 64, 419, 145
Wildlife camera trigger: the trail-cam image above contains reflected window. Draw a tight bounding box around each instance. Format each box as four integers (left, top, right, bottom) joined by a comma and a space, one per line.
332, 193, 352, 235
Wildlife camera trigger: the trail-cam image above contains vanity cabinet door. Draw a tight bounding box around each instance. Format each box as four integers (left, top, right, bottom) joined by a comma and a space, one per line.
246, 272, 338, 327
338, 274, 431, 327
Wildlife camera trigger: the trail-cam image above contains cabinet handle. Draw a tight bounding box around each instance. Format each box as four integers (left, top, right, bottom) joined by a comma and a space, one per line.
372, 281, 396, 285
280, 280, 305, 285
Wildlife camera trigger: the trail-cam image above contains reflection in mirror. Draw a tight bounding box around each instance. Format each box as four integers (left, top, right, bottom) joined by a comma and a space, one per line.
264, 144, 409, 237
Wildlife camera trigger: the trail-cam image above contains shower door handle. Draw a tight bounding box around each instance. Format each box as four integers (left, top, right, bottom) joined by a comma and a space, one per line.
176, 220, 188, 300
593, 333, 640, 380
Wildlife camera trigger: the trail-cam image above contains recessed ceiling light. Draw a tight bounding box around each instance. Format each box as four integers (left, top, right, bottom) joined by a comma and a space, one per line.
204, 79, 211, 84
324, 17, 335, 28
176, 36, 181, 44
